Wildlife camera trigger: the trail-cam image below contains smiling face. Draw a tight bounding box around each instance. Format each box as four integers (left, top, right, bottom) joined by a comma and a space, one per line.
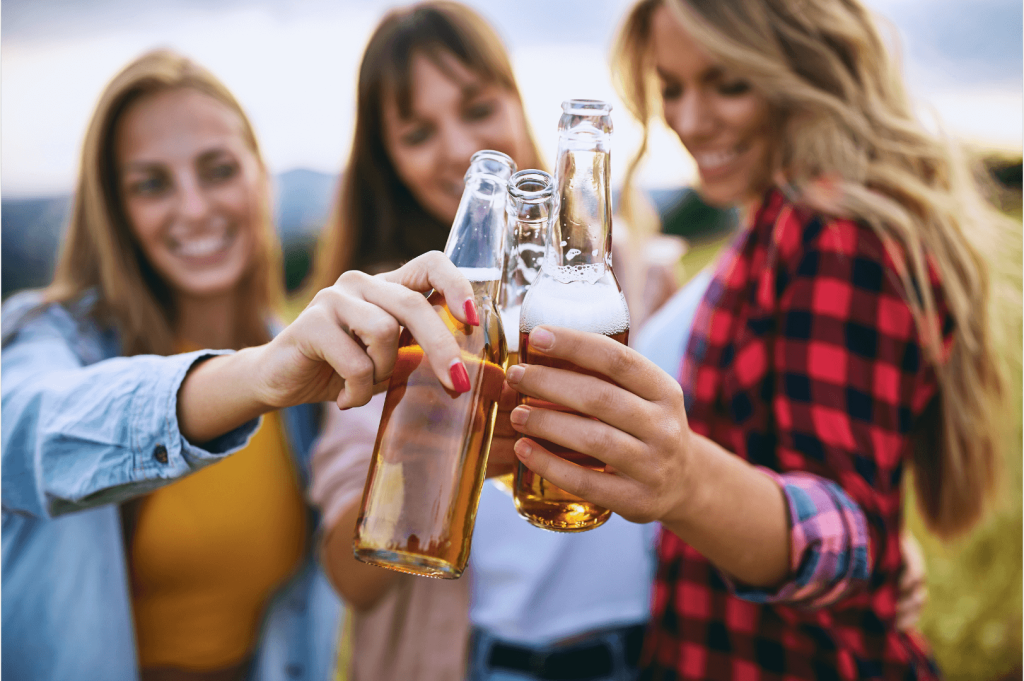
115, 87, 264, 302
381, 51, 533, 224
651, 4, 774, 208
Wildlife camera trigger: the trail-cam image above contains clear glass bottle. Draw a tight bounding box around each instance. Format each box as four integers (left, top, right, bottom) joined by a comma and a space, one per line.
353, 150, 513, 578
513, 100, 630, 532
492, 169, 557, 494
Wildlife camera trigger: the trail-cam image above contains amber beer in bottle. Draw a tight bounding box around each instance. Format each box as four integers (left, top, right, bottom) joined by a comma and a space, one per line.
513, 100, 630, 532
353, 151, 513, 578
492, 169, 555, 494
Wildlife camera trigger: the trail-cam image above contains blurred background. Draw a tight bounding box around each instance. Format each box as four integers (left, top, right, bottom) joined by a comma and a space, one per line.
2, 1, 1021, 678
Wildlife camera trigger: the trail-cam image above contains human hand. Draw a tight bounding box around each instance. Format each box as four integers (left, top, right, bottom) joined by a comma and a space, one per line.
896, 530, 928, 631
254, 251, 477, 410
504, 325, 695, 524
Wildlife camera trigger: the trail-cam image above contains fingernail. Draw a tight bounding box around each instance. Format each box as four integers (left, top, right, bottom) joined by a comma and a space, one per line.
514, 438, 533, 460
464, 300, 480, 326
531, 327, 554, 350
449, 360, 471, 393
509, 406, 530, 427
505, 364, 524, 384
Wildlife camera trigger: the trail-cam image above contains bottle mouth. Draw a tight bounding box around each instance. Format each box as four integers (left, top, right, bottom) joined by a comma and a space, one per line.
561, 99, 612, 116
507, 169, 554, 203
466, 150, 517, 181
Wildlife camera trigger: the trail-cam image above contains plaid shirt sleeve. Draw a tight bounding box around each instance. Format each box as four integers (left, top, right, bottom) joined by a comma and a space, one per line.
724, 205, 945, 610
727, 468, 871, 608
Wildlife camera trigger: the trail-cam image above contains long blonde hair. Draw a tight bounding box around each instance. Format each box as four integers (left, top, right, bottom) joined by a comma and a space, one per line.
312, 1, 544, 288
45, 49, 283, 356
614, 0, 1017, 538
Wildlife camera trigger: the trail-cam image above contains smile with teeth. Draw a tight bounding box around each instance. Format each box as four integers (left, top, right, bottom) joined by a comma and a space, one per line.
694, 143, 749, 173
169, 226, 236, 260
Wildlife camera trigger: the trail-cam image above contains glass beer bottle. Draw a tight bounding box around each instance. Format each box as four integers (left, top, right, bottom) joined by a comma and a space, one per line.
353, 150, 513, 578
513, 100, 630, 532
492, 169, 556, 494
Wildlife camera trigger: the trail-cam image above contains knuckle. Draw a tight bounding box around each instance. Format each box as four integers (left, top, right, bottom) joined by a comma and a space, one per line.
607, 344, 637, 377
336, 269, 369, 288
582, 382, 616, 415
365, 316, 400, 342
579, 424, 607, 458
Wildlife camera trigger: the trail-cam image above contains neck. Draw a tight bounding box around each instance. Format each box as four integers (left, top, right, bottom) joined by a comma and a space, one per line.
173, 289, 242, 350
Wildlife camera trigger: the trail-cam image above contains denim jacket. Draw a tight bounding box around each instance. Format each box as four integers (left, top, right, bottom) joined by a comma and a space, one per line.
1, 290, 341, 681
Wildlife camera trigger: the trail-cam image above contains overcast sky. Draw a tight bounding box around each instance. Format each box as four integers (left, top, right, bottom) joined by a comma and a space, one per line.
2, 0, 1021, 197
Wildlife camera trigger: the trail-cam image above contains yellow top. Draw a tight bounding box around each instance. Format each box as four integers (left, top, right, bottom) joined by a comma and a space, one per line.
130, 400, 307, 670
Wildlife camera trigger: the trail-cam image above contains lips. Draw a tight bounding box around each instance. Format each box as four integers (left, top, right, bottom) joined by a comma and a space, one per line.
167, 224, 237, 261
693, 141, 751, 176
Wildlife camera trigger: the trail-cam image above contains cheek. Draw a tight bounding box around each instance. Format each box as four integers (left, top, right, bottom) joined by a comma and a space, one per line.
722, 98, 771, 142
122, 201, 165, 251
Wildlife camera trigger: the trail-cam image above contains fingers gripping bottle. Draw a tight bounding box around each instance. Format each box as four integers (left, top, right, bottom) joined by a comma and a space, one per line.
354, 150, 513, 578
492, 169, 556, 494
513, 100, 630, 532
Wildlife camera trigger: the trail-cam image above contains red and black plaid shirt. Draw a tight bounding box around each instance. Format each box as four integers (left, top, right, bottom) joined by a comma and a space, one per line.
641, 188, 950, 680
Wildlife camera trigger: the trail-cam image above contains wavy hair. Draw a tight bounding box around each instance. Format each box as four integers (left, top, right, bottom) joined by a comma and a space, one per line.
613, 0, 1018, 537
45, 49, 282, 356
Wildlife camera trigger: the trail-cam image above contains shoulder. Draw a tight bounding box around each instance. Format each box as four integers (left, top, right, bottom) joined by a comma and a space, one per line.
2, 289, 114, 362
758, 188, 907, 300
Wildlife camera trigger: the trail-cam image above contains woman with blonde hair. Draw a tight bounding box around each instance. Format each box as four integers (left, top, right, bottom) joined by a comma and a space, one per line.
503, 0, 1014, 677
2, 49, 478, 681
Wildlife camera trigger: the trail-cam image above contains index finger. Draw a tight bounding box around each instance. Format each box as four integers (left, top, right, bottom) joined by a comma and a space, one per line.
359, 278, 469, 393
377, 251, 478, 327
522, 325, 673, 402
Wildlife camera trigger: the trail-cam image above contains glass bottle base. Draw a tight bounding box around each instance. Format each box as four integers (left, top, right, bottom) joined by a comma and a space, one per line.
353, 547, 464, 580
513, 497, 612, 533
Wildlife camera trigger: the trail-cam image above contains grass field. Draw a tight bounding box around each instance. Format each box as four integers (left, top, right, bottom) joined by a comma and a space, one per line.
675, 197, 1023, 681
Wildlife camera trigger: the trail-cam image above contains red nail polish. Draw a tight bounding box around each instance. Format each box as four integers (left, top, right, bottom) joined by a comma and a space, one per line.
449, 362, 472, 393
463, 300, 480, 326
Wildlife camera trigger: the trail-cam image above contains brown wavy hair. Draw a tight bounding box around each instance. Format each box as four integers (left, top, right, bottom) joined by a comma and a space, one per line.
613, 0, 1018, 538
312, 0, 544, 288
44, 49, 282, 356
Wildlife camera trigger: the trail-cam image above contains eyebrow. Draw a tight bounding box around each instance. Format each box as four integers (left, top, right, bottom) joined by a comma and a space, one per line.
655, 65, 727, 84
120, 147, 232, 173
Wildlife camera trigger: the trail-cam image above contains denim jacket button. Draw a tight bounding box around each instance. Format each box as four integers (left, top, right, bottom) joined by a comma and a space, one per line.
285, 663, 303, 678
153, 445, 168, 464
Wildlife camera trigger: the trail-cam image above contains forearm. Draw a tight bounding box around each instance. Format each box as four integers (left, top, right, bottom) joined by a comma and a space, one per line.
176, 347, 270, 444
662, 433, 791, 588
322, 502, 404, 611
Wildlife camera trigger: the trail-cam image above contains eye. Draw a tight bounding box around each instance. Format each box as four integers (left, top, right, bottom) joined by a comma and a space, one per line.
718, 79, 752, 96
127, 173, 169, 197
401, 125, 433, 146
204, 159, 239, 184
463, 101, 495, 122
660, 81, 683, 101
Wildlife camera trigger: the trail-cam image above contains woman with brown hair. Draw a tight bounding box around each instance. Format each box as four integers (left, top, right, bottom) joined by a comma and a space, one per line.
308, 3, 663, 680
504, 0, 1015, 678
1, 49, 478, 681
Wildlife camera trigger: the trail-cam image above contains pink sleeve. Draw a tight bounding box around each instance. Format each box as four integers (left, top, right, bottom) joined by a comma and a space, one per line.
308, 393, 385, 530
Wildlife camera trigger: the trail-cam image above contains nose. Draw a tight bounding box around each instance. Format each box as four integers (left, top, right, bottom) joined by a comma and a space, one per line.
176, 174, 211, 223
670, 90, 716, 144
439, 121, 480, 171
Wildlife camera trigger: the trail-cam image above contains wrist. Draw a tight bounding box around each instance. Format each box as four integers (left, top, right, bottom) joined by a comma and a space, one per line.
659, 431, 713, 536
235, 344, 278, 411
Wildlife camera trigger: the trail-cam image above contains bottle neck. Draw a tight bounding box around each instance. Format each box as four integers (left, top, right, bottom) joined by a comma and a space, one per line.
552, 143, 612, 269
444, 172, 508, 282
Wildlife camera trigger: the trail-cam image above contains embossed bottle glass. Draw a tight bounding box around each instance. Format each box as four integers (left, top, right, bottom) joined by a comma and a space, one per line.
353, 150, 513, 578
513, 100, 630, 532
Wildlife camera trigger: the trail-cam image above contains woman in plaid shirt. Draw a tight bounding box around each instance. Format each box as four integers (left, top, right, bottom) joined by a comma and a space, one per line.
502, 0, 1013, 678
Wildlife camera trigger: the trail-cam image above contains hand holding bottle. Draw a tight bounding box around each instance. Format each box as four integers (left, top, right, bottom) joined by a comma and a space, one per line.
505, 325, 694, 527
255, 251, 478, 410
177, 252, 476, 444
